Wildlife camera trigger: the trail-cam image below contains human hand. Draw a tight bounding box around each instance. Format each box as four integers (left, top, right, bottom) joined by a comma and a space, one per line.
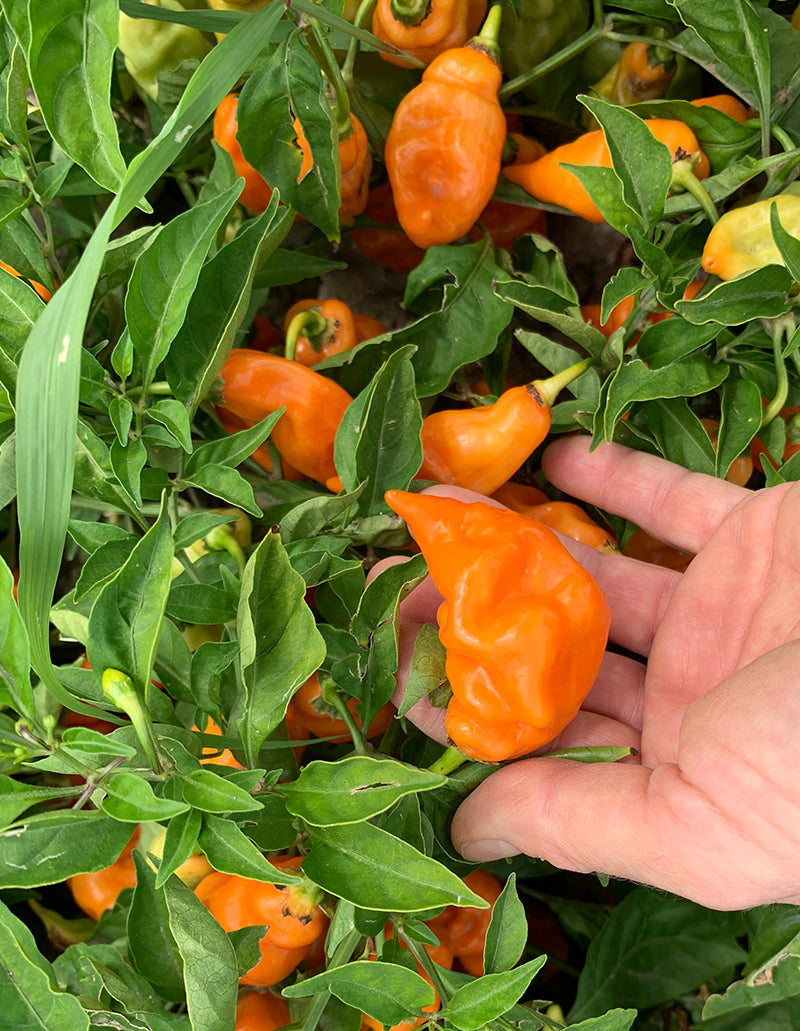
442, 435, 800, 910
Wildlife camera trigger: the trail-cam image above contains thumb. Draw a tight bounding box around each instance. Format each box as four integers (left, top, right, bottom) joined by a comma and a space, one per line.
449, 757, 756, 910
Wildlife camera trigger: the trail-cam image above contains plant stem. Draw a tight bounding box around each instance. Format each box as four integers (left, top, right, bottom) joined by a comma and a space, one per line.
428, 745, 468, 776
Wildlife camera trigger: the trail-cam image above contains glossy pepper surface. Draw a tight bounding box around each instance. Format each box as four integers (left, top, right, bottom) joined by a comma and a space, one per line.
217, 349, 352, 488
426, 868, 502, 976
417, 359, 590, 496
68, 828, 139, 921
213, 95, 273, 215
118, 0, 213, 99
348, 181, 426, 273
701, 192, 800, 280
371, 0, 487, 68
490, 481, 617, 551
195, 856, 327, 986
283, 299, 386, 366
235, 990, 291, 1031
384, 6, 506, 248
0, 259, 53, 302
384, 491, 611, 763
338, 114, 373, 224
504, 118, 710, 223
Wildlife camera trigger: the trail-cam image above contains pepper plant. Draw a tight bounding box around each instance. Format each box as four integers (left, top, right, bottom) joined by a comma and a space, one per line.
2, 0, 800, 1029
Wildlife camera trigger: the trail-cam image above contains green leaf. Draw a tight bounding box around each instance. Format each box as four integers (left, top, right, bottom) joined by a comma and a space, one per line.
579, 96, 673, 232
281, 756, 446, 826
102, 772, 191, 823
675, 266, 794, 325
234, 530, 326, 767
333, 345, 423, 510
282, 960, 435, 1026
184, 410, 283, 477
0, 779, 79, 831
770, 200, 800, 282
641, 398, 717, 475
198, 813, 302, 884
636, 317, 719, 368
561, 163, 642, 236
442, 956, 547, 1030
396, 622, 447, 719
302, 821, 488, 912
154, 808, 202, 889
86, 493, 174, 693
127, 181, 243, 393
180, 768, 264, 814
0, 555, 33, 716
163, 873, 239, 1031
0, 21, 30, 154
146, 399, 194, 454
715, 377, 763, 480
0, 0, 125, 193
0, 900, 90, 1029
569, 888, 746, 1019
163, 196, 294, 417
127, 852, 186, 1002
483, 873, 528, 975
0, 810, 132, 888
238, 31, 340, 240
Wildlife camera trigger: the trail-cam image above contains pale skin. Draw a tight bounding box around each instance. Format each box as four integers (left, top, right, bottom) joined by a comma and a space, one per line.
385, 436, 800, 911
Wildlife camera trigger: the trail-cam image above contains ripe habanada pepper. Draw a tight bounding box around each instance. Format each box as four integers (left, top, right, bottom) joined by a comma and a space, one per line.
417, 357, 591, 496
195, 856, 327, 986
348, 180, 426, 273
504, 118, 710, 224
0, 259, 53, 302
213, 95, 274, 215
384, 491, 611, 763
426, 868, 501, 976
286, 672, 395, 741
469, 131, 548, 248
283, 298, 386, 366
294, 113, 373, 225
701, 191, 800, 280
372, 0, 487, 68
384, 4, 506, 248
361, 924, 453, 1031
217, 349, 352, 490
690, 94, 751, 123
68, 829, 140, 921
235, 990, 291, 1031
490, 481, 618, 551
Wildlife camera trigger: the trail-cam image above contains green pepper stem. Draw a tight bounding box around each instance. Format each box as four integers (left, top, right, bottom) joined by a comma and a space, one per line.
284, 307, 328, 361
428, 745, 469, 776
670, 158, 718, 224
500, 23, 602, 103
204, 524, 247, 576
761, 316, 793, 428
390, 0, 429, 28
319, 677, 368, 755
470, 2, 503, 64
303, 19, 352, 138
771, 123, 796, 155
102, 668, 165, 774
529, 356, 593, 408
342, 0, 378, 87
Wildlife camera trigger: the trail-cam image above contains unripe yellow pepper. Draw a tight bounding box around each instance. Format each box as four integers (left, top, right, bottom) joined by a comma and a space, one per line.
118, 0, 213, 100
701, 192, 800, 281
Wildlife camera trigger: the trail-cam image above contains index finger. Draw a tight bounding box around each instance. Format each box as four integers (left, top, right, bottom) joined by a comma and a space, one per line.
542, 436, 748, 555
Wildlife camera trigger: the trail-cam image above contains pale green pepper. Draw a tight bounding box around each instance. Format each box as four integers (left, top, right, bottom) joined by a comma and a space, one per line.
118, 0, 213, 100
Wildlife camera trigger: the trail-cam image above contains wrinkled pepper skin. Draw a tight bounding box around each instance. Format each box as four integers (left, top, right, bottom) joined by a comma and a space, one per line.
372, 0, 487, 68
701, 192, 800, 280
195, 856, 327, 986
504, 118, 710, 223
217, 349, 352, 488
235, 990, 291, 1031
118, 0, 213, 100
213, 95, 274, 214
338, 115, 373, 224
384, 39, 506, 248
384, 492, 611, 763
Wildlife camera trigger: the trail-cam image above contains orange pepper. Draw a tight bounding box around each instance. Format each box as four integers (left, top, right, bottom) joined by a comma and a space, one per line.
213, 94, 273, 215
699, 417, 753, 487
348, 181, 426, 273
504, 118, 710, 223
68, 828, 140, 921
371, 0, 487, 68
490, 482, 617, 551
426, 868, 501, 976
361, 923, 453, 1031
470, 132, 548, 248
690, 94, 751, 123
217, 349, 353, 489
286, 671, 395, 742
197, 715, 243, 769
195, 856, 328, 987
384, 491, 610, 763
384, 6, 506, 248
590, 41, 676, 108
417, 359, 590, 496
235, 990, 291, 1031
582, 276, 704, 341
248, 313, 285, 353
622, 526, 693, 572
0, 259, 53, 302
294, 114, 372, 225
283, 299, 386, 366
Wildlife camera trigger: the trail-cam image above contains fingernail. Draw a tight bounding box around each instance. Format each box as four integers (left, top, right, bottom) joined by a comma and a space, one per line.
458, 839, 518, 862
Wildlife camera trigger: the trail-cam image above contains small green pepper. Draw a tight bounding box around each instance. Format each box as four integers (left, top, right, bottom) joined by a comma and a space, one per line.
118, 0, 213, 100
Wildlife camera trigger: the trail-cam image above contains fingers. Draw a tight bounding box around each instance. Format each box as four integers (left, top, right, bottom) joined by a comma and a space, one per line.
449, 757, 762, 910
542, 436, 748, 555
